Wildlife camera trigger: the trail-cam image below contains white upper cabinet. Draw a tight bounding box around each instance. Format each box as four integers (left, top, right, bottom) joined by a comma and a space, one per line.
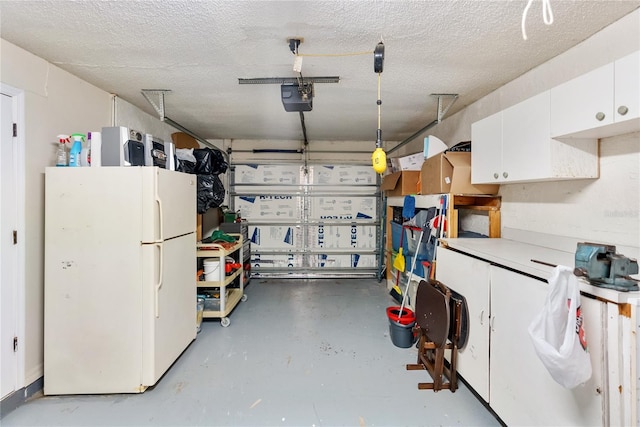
502, 91, 552, 181
614, 50, 640, 125
470, 110, 502, 184
472, 91, 598, 184
551, 50, 640, 138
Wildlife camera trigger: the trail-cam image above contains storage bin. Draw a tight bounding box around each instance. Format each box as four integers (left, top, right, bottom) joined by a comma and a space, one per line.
203, 297, 220, 311
405, 255, 431, 278
404, 227, 430, 258
391, 222, 403, 252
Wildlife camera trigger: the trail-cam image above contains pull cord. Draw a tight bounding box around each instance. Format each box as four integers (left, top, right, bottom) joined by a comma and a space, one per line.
377, 72, 382, 144
522, 0, 554, 40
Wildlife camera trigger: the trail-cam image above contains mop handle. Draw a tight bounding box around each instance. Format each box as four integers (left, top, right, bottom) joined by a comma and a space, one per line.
397, 228, 425, 323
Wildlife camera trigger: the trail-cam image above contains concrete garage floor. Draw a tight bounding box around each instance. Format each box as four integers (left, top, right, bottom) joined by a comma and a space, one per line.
2, 279, 500, 426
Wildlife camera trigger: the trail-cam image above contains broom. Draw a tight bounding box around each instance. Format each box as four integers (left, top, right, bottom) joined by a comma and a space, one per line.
389, 225, 407, 303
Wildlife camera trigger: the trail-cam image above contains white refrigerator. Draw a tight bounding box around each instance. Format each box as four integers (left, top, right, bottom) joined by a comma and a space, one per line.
44, 167, 197, 394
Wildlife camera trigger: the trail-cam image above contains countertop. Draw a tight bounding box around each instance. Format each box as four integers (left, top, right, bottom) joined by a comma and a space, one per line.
440, 237, 638, 304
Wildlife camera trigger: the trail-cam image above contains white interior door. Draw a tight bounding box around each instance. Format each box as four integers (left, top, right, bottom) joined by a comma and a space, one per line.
1, 92, 18, 399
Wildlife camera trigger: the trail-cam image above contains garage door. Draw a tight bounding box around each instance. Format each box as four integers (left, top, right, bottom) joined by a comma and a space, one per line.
231, 163, 383, 279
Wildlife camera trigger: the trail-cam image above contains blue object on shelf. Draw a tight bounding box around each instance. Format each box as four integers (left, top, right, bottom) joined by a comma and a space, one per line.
405, 255, 431, 278
402, 195, 416, 219
403, 226, 432, 259
391, 222, 403, 252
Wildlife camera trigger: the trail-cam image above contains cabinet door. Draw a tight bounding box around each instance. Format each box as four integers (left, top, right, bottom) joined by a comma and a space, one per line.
490, 267, 604, 426
614, 50, 640, 123
550, 62, 614, 137
471, 111, 502, 184
435, 248, 491, 401
502, 91, 552, 181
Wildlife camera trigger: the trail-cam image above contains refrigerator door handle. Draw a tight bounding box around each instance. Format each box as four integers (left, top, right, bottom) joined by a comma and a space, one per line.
154, 242, 163, 318
155, 185, 164, 243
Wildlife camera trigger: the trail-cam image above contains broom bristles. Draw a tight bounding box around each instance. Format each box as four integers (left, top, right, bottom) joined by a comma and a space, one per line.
389, 285, 403, 303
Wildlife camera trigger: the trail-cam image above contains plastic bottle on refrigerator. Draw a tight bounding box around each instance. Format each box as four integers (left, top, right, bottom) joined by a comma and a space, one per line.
80, 132, 92, 166
55, 135, 70, 167
68, 133, 85, 167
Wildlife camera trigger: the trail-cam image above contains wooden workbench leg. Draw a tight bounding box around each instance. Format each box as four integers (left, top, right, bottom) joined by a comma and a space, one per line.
488, 210, 501, 238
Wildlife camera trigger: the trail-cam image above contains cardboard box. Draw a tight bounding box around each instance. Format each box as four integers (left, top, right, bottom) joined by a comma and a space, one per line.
380, 171, 420, 197
171, 132, 199, 149
390, 152, 424, 172
420, 152, 499, 195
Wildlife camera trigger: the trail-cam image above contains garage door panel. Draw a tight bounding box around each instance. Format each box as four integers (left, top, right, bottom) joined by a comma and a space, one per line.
236, 195, 303, 220
233, 162, 381, 278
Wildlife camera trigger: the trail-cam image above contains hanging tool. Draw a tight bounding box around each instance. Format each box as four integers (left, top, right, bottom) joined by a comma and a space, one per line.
397, 223, 428, 323
371, 42, 387, 174
390, 227, 407, 303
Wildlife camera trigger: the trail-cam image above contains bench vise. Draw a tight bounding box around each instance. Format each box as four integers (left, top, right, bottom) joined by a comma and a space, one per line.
575, 242, 639, 292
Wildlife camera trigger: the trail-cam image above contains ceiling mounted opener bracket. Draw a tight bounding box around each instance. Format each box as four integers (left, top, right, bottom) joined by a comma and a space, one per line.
432, 93, 459, 122
140, 89, 228, 161
387, 93, 459, 155
141, 89, 172, 121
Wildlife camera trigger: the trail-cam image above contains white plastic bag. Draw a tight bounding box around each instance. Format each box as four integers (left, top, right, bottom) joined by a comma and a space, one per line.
528, 265, 592, 389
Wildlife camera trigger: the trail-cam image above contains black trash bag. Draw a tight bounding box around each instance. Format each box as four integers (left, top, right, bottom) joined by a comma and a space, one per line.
193, 148, 228, 175
197, 174, 226, 213
176, 158, 196, 174
193, 148, 214, 175
210, 174, 225, 208
210, 149, 228, 175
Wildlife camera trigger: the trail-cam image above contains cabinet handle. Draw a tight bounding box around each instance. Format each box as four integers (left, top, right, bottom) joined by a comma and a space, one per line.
502, 172, 508, 179
493, 173, 499, 179
595, 112, 606, 121
479, 309, 485, 326
618, 105, 629, 116
490, 315, 495, 332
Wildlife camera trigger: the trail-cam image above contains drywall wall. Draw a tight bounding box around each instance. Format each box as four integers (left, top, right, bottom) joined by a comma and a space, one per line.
427, 9, 640, 254
1, 39, 112, 386
0, 39, 187, 391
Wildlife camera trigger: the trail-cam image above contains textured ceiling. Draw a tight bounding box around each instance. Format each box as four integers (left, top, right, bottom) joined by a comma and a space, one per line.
1, 0, 639, 142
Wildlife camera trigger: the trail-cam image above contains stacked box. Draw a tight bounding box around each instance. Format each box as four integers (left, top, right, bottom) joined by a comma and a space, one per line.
235, 195, 301, 220
248, 225, 302, 250
310, 165, 376, 185
309, 225, 377, 250
309, 196, 377, 221
235, 164, 302, 184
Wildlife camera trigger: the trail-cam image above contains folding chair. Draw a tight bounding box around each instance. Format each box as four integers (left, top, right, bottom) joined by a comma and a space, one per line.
406, 279, 465, 392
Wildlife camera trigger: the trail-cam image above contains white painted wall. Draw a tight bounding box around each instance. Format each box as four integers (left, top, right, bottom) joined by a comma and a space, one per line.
424, 9, 640, 256
0, 39, 112, 386
0, 39, 183, 389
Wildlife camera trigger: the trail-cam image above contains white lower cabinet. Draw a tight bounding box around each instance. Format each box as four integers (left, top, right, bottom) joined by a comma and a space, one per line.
436, 247, 491, 401
437, 247, 605, 425
490, 266, 604, 426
